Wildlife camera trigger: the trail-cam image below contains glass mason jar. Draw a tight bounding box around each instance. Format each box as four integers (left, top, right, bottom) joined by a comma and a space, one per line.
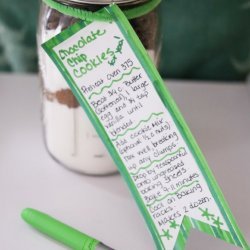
37, 0, 161, 175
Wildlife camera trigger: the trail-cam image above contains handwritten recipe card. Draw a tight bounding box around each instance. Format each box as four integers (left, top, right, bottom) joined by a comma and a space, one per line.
43, 4, 249, 250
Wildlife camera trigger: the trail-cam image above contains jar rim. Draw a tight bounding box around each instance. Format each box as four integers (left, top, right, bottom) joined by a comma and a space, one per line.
55, 0, 148, 7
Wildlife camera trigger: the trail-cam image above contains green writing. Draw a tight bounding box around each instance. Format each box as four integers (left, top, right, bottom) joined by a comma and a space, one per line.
108, 37, 124, 66
58, 29, 106, 60
72, 48, 115, 78
58, 33, 125, 78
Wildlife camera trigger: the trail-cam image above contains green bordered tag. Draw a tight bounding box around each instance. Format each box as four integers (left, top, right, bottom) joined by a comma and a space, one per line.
42, 4, 249, 250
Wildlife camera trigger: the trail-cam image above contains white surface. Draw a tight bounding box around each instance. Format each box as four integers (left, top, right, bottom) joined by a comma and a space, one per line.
0, 74, 249, 250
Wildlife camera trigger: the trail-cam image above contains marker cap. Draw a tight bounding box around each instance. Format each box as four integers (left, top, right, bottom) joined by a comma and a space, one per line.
21, 208, 100, 250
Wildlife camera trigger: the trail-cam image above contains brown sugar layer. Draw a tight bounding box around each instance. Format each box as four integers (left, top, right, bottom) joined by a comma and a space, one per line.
130, 10, 158, 50
44, 88, 80, 108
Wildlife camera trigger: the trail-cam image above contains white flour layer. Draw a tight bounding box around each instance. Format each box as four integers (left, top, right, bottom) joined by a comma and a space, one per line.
43, 100, 116, 174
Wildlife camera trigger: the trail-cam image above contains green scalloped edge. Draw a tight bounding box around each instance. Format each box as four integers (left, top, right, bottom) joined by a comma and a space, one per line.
42, 4, 249, 250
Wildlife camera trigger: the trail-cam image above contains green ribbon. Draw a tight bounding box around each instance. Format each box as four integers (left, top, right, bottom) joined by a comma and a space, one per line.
42, 0, 161, 22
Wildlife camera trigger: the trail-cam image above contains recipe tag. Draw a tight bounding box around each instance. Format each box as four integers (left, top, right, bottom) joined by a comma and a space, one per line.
42, 4, 249, 250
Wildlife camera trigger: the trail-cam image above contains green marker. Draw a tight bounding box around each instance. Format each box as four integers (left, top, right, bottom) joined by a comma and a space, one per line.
21, 208, 113, 250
